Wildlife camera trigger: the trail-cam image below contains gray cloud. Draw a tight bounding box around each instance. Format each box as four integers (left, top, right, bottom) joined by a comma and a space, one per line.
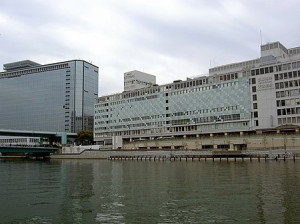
1, 0, 300, 96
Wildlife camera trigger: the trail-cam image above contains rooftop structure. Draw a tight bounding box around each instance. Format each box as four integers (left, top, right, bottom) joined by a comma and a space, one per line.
124, 70, 156, 91
3, 60, 41, 71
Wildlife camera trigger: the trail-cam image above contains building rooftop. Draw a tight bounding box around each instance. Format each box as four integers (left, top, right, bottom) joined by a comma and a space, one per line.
3, 60, 41, 72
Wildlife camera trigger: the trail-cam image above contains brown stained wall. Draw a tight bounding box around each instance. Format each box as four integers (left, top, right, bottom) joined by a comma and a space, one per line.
123, 135, 300, 151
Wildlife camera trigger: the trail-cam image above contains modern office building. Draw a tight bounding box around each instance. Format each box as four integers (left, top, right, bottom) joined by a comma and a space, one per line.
0, 60, 98, 133
94, 41, 300, 148
124, 70, 156, 91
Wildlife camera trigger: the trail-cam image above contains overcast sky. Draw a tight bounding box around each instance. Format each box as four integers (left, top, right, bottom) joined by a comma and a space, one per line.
1, 0, 300, 96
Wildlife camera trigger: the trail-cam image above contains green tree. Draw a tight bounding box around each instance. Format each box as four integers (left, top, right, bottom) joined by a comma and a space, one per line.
76, 130, 93, 145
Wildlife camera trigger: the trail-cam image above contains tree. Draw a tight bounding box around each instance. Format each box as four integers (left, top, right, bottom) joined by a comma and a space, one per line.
76, 130, 93, 145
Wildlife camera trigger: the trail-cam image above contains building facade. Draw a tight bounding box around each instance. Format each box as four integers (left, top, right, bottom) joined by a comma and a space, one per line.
94, 41, 300, 148
0, 60, 98, 133
209, 42, 300, 131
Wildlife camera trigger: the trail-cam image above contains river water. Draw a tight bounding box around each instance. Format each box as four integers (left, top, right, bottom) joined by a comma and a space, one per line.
0, 159, 299, 224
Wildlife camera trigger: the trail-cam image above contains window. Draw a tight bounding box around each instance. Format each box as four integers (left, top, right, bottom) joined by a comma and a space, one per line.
253, 103, 257, 109
276, 92, 281, 98
284, 81, 288, 88
293, 71, 297, 78
265, 67, 269, 74
253, 94, 257, 101
260, 68, 264, 74
280, 82, 284, 89
276, 100, 280, 107
277, 109, 281, 116
254, 111, 258, 118
277, 65, 282, 71
252, 86, 256, 93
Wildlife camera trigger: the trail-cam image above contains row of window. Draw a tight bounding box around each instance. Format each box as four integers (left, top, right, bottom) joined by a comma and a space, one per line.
278, 117, 300, 125
95, 120, 249, 137
277, 107, 300, 116
251, 61, 300, 76
276, 89, 300, 98
275, 80, 300, 89
0, 64, 69, 79
251, 66, 274, 76
172, 114, 241, 125
124, 79, 151, 85
210, 59, 258, 73
95, 93, 237, 114
95, 105, 240, 124
218, 73, 238, 81
96, 94, 159, 108
170, 82, 239, 96
0, 138, 39, 143
97, 76, 244, 104
95, 113, 242, 132
277, 98, 300, 107
261, 42, 283, 51
274, 70, 300, 80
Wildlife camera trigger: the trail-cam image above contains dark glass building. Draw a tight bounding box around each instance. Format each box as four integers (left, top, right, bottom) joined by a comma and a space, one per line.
0, 60, 98, 133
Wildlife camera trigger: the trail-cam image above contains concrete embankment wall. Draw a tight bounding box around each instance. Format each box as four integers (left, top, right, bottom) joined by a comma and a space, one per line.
51, 134, 300, 159
123, 134, 300, 151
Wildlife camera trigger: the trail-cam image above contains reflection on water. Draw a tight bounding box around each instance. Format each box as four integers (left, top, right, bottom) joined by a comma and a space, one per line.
0, 159, 299, 224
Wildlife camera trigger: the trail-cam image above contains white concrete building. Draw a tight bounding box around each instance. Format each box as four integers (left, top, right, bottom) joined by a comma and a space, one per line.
209, 41, 300, 132
124, 70, 156, 91
95, 41, 300, 149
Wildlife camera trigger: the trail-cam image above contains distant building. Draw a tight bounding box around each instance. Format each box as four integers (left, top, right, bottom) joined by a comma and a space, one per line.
94, 41, 300, 148
0, 136, 41, 146
0, 60, 98, 133
124, 70, 156, 91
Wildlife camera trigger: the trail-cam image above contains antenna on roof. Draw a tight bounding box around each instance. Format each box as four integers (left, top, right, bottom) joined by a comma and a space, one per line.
260, 30, 263, 45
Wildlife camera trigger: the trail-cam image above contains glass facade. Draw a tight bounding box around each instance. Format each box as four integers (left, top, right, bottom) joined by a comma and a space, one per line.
94, 75, 251, 141
0, 60, 98, 133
